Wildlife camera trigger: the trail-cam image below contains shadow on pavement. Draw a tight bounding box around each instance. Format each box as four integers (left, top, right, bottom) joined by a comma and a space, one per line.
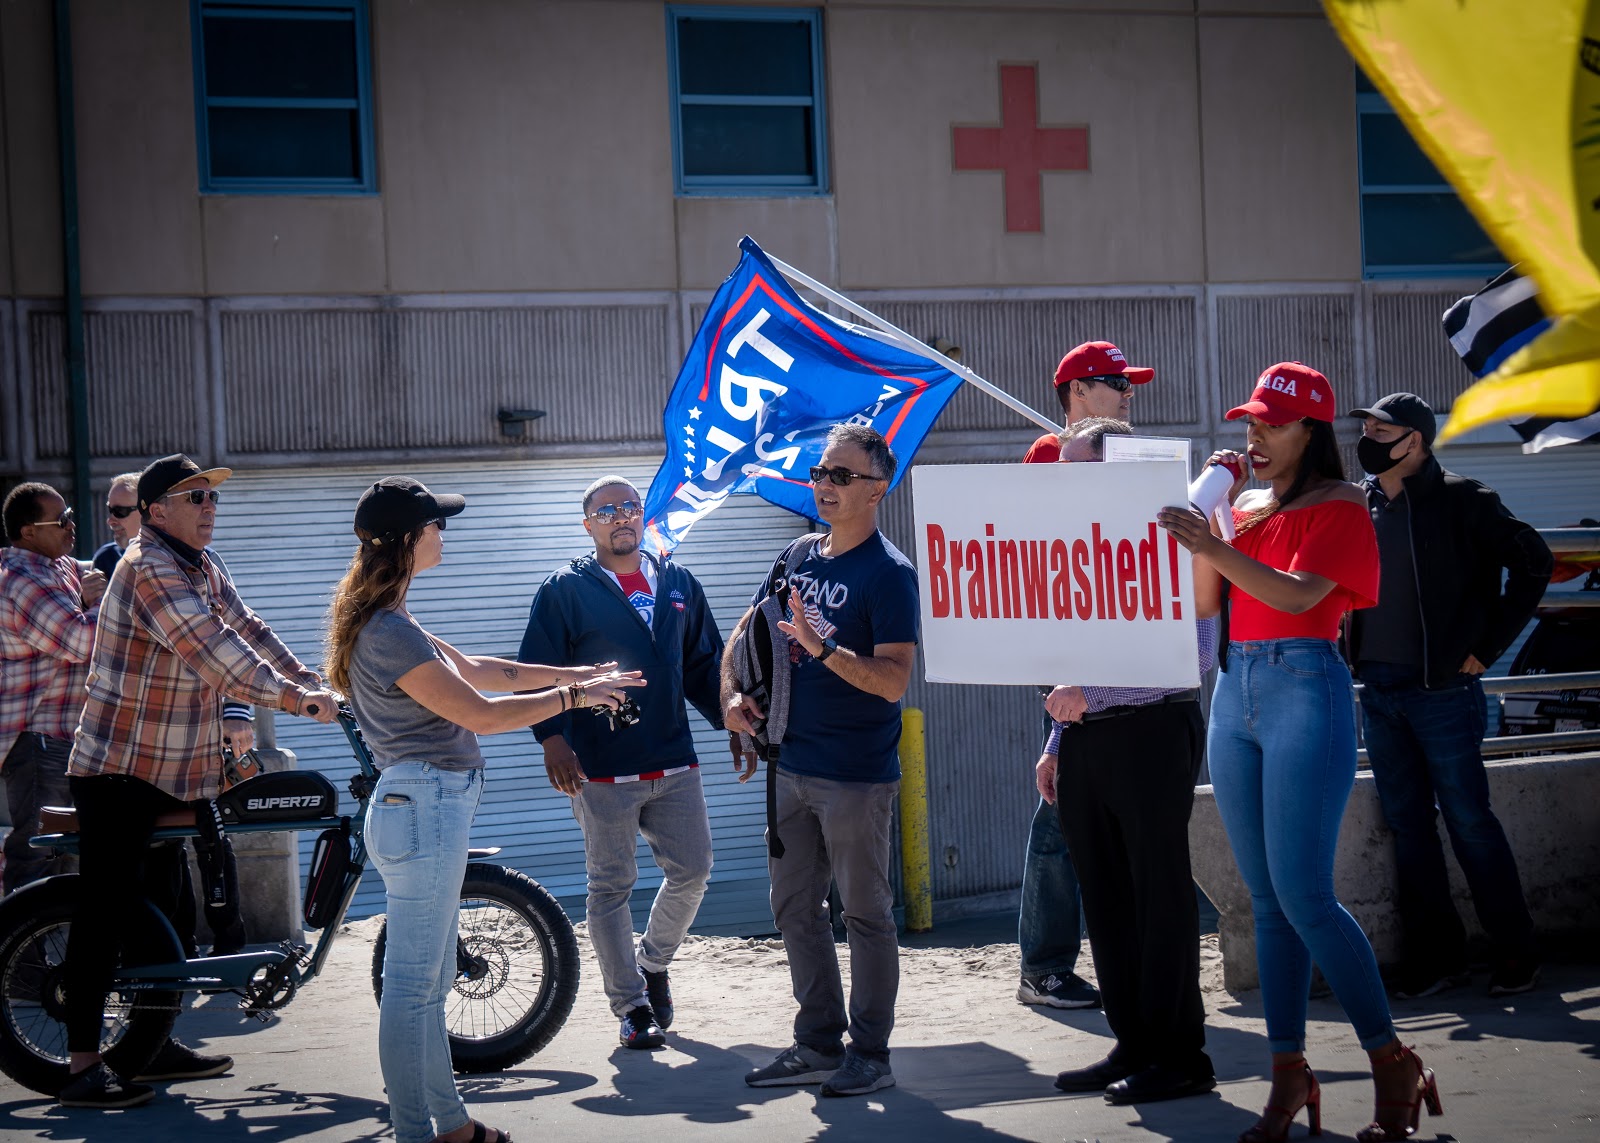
0, 1081, 392, 1142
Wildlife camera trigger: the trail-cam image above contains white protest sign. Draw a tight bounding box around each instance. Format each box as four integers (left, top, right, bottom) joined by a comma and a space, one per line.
911, 461, 1199, 687
1103, 434, 1190, 475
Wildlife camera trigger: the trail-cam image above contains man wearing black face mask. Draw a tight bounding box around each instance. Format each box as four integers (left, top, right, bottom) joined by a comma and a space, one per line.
1343, 392, 1552, 1002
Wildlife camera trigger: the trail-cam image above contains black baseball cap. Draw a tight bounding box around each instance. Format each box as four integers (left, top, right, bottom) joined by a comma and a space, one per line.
137, 454, 232, 512
1348, 392, 1437, 447
353, 477, 465, 545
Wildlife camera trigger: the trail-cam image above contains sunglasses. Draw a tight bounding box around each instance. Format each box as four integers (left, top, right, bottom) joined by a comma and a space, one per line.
1078, 373, 1134, 393
810, 465, 884, 487
587, 500, 643, 524
427, 517, 448, 531
162, 489, 221, 506
32, 508, 75, 529
107, 504, 139, 519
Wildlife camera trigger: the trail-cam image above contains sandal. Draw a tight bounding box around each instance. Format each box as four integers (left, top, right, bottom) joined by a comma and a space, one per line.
1355, 1045, 1442, 1142
430, 1122, 512, 1143
1239, 1058, 1321, 1142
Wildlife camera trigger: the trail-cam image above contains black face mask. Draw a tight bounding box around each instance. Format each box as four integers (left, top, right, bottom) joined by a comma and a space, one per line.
1358, 431, 1414, 476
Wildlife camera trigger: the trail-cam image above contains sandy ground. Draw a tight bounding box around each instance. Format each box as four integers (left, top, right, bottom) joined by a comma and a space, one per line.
1, 913, 1595, 1142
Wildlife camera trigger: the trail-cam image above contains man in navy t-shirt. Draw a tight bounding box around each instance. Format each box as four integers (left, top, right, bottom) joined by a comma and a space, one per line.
724, 423, 919, 1098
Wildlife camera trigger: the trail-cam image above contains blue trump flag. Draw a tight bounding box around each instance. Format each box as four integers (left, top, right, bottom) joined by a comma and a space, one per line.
643, 237, 966, 553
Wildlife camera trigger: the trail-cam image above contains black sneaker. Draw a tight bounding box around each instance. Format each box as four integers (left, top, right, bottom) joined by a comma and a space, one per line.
1392, 965, 1471, 1000
1488, 959, 1541, 996
132, 1038, 233, 1082
642, 967, 673, 1030
58, 1062, 154, 1108
618, 1005, 665, 1050
1017, 972, 1101, 1009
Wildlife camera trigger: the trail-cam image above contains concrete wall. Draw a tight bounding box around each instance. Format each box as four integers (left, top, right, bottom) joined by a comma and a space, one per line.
1191, 754, 1600, 992
4, 0, 1360, 299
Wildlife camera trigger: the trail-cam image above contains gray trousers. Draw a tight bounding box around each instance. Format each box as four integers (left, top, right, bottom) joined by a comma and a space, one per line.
2, 733, 76, 895
769, 770, 899, 1062
571, 767, 713, 1016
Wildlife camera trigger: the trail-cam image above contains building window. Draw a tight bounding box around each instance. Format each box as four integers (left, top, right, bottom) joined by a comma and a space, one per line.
190, 0, 376, 194
667, 6, 828, 195
1357, 70, 1504, 278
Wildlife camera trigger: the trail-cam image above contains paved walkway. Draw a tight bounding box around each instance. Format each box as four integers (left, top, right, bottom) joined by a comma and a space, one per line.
1, 914, 1594, 1141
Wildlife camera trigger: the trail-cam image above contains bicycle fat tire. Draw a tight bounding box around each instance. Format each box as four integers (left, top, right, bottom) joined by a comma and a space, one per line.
0, 877, 180, 1096
371, 862, 579, 1073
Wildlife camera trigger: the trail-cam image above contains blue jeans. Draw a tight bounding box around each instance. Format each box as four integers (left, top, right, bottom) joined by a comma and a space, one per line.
1019, 798, 1082, 978
1209, 640, 1395, 1053
367, 763, 483, 1143
1358, 663, 1535, 969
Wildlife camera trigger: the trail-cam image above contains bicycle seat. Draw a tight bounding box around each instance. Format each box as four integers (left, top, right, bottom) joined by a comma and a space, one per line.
38, 805, 193, 834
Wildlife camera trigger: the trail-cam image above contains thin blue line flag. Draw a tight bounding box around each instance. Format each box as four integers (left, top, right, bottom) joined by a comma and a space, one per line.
643, 237, 966, 553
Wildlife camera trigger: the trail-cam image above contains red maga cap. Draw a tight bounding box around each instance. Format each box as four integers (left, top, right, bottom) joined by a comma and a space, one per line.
1225, 362, 1336, 425
1053, 341, 1155, 388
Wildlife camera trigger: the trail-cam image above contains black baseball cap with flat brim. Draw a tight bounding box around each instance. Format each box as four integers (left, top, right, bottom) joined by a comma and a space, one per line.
354, 477, 466, 545
137, 454, 232, 512
1348, 392, 1437, 447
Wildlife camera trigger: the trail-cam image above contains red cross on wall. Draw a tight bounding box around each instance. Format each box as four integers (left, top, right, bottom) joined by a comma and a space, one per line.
952, 63, 1088, 233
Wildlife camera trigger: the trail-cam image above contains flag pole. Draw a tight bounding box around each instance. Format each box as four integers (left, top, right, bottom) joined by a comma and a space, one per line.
765, 254, 1062, 435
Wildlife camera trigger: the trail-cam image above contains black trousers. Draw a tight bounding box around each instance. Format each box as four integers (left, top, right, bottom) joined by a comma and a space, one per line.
1055, 700, 1208, 1073
63, 774, 191, 1054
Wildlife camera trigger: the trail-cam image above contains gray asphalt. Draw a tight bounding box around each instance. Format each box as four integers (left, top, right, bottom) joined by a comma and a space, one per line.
1, 913, 1595, 1142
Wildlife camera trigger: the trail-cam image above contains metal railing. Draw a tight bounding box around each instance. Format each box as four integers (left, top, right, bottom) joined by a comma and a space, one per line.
1354, 669, 1600, 764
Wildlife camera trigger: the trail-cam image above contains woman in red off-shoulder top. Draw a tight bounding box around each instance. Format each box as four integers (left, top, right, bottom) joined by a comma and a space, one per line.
1161, 364, 1441, 1143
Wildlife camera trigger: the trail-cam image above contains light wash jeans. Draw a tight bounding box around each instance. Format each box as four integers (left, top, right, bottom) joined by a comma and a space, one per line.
366, 762, 483, 1143
572, 767, 713, 1016
1208, 639, 1396, 1054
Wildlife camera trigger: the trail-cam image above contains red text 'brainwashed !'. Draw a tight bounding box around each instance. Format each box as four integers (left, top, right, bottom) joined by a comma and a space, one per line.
925, 522, 1184, 622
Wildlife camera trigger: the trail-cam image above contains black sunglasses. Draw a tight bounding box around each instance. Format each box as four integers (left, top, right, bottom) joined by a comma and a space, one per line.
810, 465, 885, 487
427, 517, 448, 531
1078, 373, 1134, 393
587, 500, 643, 524
32, 507, 75, 529
162, 489, 220, 506
107, 505, 139, 519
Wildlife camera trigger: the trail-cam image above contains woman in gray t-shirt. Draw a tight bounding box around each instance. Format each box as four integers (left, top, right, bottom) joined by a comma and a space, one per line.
325, 477, 641, 1143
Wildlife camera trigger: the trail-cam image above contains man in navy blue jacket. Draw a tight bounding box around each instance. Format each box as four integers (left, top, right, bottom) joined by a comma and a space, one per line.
518, 475, 726, 1050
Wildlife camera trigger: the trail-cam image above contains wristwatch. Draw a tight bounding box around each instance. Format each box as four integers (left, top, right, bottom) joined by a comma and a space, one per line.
817, 637, 838, 662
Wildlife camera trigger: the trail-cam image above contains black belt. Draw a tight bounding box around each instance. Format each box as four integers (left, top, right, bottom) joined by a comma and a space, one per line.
1079, 689, 1200, 724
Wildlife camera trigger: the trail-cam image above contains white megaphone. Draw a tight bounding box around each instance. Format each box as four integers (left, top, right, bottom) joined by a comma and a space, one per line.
1187, 457, 1244, 542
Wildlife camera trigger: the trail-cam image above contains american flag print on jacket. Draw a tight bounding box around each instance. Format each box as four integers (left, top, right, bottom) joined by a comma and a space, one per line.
69, 527, 320, 802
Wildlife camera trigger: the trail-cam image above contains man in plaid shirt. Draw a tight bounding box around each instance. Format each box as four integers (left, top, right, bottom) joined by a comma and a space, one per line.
59, 455, 338, 1109
0, 482, 106, 893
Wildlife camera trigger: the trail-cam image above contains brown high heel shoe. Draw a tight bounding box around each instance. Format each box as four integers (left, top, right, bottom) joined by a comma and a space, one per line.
1239, 1058, 1321, 1142
1355, 1045, 1443, 1142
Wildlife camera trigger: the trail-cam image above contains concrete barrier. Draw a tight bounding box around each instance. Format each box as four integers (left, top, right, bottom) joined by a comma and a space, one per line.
190, 746, 304, 947
1190, 752, 1600, 992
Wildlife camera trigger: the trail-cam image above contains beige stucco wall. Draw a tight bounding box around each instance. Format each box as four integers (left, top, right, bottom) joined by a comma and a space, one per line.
1198, 16, 1360, 281
71, 0, 204, 295
4, 0, 64, 297
2, 0, 1374, 300
829, 7, 1206, 288
376, 0, 676, 293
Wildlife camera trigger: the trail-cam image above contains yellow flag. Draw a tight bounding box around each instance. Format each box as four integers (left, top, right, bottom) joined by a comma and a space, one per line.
1323, 0, 1600, 440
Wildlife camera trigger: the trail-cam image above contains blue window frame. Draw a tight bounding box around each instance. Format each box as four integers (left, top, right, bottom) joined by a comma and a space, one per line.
1357, 70, 1504, 279
666, 6, 828, 196
190, 0, 376, 194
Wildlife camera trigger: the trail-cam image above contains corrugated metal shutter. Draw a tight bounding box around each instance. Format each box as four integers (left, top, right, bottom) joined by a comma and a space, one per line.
213, 458, 806, 934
